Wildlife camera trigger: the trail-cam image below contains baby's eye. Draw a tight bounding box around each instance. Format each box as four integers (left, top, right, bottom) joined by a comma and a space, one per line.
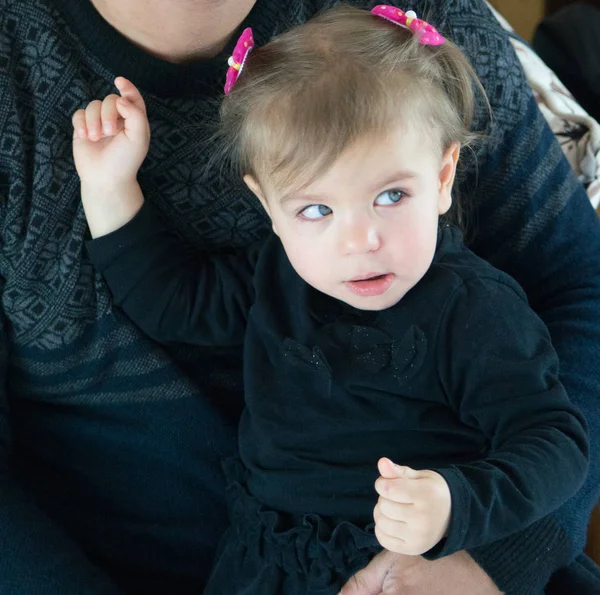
299, 204, 332, 220
375, 189, 404, 206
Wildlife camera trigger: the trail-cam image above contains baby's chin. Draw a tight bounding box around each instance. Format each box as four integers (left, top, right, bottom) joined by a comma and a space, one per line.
320, 285, 406, 312
338, 293, 405, 312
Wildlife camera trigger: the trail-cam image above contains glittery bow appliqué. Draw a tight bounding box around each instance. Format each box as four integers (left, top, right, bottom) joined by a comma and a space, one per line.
318, 322, 427, 386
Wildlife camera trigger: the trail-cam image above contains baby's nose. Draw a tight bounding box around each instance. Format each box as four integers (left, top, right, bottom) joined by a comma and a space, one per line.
339, 219, 381, 255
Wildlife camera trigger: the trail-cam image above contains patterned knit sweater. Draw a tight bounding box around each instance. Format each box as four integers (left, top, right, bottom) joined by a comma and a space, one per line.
0, 0, 599, 594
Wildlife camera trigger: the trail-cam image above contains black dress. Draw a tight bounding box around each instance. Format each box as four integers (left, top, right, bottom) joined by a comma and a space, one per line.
87, 203, 589, 594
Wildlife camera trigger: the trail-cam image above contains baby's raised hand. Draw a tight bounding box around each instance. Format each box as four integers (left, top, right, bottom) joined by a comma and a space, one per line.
374, 457, 451, 556
72, 77, 150, 188
72, 77, 149, 237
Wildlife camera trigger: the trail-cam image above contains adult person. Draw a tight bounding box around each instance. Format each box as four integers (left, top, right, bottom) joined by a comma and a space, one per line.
0, 0, 599, 594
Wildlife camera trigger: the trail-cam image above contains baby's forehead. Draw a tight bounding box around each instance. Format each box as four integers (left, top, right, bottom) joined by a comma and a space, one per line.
263, 123, 443, 199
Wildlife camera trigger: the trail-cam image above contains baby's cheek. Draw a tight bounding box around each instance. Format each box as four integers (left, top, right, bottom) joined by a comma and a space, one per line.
284, 243, 314, 275
293, 253, 325, 285
395, 233, 436, 279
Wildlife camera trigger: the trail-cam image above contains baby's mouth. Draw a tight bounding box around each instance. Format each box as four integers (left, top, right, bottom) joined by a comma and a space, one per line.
344, 273, 395, 296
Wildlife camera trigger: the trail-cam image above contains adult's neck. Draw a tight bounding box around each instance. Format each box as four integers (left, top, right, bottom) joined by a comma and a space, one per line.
90, 0, 257, 63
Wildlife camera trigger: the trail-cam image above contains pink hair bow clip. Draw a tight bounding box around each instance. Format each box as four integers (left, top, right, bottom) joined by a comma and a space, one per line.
371, 5, 445, 46
224, 27, 255, 95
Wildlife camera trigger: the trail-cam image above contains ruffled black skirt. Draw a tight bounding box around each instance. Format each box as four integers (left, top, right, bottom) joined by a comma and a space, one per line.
204, 458, 382, 594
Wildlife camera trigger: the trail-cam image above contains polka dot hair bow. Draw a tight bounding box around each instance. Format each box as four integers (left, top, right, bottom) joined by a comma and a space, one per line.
224, 27, 255, 95
371, 5, 445, 46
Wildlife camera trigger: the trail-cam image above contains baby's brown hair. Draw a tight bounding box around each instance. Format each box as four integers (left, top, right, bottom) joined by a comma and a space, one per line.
218, 5, 487, 208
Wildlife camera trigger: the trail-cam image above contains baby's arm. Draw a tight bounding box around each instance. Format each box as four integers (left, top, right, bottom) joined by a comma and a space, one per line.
72, 77, 150, 238
73, 78, 256, 347
374, 277, 589, 558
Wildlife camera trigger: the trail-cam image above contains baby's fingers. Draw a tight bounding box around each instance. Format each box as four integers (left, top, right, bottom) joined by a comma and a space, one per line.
100, 94, 121, 136
72, 109, 87, 139
115, 77, 147, 115
83, 100, 104, 141
373, 502, 427, 556
376, 495, 411, 522
375, 476, 416, 504
73, 95, 121, 140
115, 97, 150, 142
374, 522, 410, 555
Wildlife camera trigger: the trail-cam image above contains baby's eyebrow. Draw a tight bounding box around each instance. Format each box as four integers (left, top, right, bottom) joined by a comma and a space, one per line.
278, 170, 418, 205
279, 191, 327, 205
374, 170, 418, 189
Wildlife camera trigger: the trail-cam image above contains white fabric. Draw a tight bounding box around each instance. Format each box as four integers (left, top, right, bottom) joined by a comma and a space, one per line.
486, 1, 600, 209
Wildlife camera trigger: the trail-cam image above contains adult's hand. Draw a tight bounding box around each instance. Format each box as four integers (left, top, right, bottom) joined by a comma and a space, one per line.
339, 549, 503, 595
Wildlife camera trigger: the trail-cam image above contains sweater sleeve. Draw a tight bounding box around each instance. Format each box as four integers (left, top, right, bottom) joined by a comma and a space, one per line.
430, 276, 589, 563
86, 201, 258, 347
464, 102, 600, 595
467, 104, 600, 595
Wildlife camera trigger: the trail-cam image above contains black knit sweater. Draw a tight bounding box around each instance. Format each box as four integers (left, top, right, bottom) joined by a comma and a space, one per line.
1, 0, 600, 594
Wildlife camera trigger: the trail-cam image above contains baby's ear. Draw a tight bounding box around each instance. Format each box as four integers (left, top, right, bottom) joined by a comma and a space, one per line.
243, 175, 279, 236
438, 142, 460, 215
243, 174, 269, 214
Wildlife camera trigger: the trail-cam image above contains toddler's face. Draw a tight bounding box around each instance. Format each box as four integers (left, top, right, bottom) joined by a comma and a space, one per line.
245, 123, 459, 311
